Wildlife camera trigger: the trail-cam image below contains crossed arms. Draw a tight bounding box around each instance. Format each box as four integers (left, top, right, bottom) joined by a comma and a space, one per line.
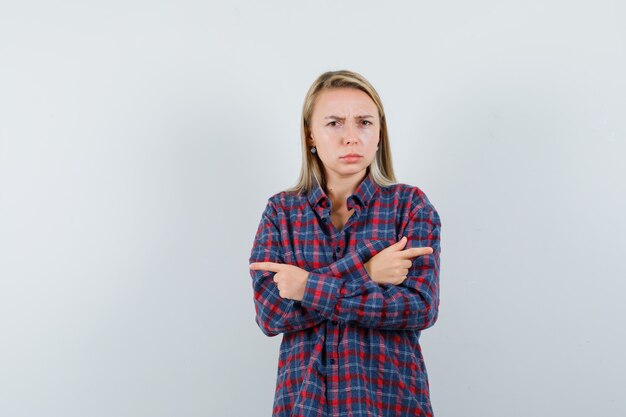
248, 199, 442, 336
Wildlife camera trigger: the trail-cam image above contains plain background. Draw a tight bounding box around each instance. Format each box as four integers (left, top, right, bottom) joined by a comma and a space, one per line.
1, 1, 625, 416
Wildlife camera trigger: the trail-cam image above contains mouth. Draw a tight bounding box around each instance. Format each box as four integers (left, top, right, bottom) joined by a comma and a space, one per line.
340, 153, 363, 159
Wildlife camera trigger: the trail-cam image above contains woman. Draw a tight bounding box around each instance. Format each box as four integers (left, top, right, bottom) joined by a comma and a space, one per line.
249, 70, 442, 417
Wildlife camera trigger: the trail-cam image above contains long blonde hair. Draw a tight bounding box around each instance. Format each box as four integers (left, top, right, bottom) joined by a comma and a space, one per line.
285, 70, 397, 194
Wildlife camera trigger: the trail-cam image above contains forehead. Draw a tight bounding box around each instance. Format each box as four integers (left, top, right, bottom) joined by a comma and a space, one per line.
312, 87, 378, 116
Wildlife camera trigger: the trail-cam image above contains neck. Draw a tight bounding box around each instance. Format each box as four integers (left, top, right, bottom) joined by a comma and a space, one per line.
324, 170, 367, 209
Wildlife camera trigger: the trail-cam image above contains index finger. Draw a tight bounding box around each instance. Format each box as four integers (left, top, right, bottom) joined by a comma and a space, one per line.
249, 261, 283, 272
397, 247, 433, 259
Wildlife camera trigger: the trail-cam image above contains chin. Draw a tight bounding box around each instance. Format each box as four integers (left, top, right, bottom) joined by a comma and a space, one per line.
338, 166, 366, 176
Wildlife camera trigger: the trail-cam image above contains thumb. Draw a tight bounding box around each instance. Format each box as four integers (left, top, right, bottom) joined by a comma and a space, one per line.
385, 236, 408, 252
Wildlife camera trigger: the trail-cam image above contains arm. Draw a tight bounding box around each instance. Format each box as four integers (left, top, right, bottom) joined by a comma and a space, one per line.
249, 200, 326, 337
300, 203, 442, 330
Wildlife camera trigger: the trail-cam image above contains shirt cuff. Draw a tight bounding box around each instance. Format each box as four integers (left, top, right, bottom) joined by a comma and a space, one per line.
300, 272, 343, 319
300, 249, 374, 317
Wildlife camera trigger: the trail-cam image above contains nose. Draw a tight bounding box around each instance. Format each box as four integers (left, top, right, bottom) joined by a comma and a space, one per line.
343, 122, 358, 144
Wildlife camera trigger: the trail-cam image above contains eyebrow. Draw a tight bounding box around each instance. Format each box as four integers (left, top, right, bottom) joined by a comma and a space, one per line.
324, 115, 375, 120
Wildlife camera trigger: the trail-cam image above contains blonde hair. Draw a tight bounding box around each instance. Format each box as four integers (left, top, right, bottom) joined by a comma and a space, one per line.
285, 70, 397, 194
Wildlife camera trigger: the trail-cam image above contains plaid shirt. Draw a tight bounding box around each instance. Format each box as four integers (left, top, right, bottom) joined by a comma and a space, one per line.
249, 172, 442, 417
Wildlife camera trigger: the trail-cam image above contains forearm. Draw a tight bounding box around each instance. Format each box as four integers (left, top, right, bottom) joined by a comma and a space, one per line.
301, 259, 439, 330
252, 271, 326, 336
250, 247, 356, 336
301, 205, 442, 330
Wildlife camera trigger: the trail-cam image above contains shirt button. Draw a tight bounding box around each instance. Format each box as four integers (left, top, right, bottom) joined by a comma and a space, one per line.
330, 359, 336, 364
331, 320, 339, 325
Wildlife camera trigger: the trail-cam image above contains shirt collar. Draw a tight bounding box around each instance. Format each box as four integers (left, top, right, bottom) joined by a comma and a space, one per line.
307, 171, 380, 211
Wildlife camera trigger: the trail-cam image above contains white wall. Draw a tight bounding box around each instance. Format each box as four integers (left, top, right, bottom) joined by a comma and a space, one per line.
1, 1, 624, 416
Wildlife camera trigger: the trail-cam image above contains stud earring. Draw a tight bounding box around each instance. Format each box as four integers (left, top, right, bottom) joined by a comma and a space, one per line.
310, 147, 317, 154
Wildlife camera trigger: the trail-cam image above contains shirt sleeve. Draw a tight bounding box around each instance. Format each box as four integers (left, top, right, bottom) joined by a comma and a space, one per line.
249, 199, 326, 337
300, 202, 442, 330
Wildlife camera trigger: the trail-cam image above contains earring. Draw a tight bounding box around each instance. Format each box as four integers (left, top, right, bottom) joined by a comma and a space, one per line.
311, 147, 317, 154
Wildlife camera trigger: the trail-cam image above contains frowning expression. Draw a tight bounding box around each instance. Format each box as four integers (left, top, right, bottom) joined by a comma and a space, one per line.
309, 88, 380, 178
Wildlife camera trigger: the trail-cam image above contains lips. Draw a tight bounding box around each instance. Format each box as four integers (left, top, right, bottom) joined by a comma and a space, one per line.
340, 154, 362, 158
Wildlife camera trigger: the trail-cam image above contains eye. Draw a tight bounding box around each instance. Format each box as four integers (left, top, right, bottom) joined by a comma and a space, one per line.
327, 121, 339, 127
361, 120, 373, 126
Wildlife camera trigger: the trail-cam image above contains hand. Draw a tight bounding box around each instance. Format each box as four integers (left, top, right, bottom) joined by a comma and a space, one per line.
364, 236, 433, 285
249, 262, 310, 301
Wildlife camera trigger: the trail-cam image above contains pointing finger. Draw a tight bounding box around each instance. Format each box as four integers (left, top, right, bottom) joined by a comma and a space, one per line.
398, 247, 433, 258
249, 262, 283, 272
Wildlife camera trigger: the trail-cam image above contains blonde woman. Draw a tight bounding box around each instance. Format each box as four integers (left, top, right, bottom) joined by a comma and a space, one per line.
249, 70, 442, 417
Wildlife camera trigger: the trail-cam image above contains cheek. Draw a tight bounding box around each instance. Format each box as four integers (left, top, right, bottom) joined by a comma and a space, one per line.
311, 127, 333, 141
361, 128, 380, 143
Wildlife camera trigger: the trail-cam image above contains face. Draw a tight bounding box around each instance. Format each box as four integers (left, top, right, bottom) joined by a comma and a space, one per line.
308, 87, 380, 181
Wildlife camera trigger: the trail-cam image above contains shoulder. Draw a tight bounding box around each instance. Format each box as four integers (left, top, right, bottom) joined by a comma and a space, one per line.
379, 181, 438, 216
264, 190, 306, 214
